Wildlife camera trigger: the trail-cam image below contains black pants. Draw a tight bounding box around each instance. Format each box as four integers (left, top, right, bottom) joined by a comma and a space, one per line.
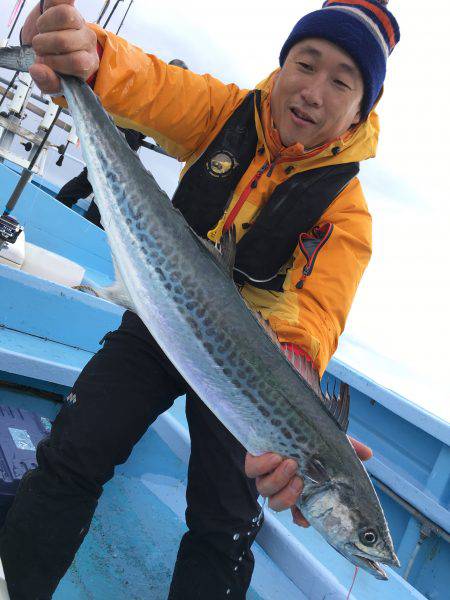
0, 311, 262, 599
84, 201, 104, 229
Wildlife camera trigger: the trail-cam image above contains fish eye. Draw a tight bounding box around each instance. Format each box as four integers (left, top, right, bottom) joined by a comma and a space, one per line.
359, 529, 378, 546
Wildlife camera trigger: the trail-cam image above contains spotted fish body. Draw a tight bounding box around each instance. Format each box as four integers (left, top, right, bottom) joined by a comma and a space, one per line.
0, 46, 399, 580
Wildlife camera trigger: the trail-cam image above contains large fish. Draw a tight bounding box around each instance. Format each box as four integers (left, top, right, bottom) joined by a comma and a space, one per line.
0, 45, 399, 580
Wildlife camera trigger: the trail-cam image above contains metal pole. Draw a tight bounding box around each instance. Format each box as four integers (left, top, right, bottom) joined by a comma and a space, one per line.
103, 0, 123, 29
6, 0, 28, 42
0, 75, 71, 119
1, 1, 29, 112
96, 0, 111, 24
3, 105, 62, 215
115, 0, 133, 35
0, 72, 18, 107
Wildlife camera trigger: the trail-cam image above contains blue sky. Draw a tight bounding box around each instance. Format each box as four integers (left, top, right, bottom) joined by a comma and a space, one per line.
2, 0, 449, 422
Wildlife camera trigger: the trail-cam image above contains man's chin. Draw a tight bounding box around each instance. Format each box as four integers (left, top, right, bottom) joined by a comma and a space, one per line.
278, 126, 318, 151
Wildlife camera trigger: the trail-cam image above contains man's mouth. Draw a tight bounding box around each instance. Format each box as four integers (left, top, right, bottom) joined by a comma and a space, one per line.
290, 107, 316, 125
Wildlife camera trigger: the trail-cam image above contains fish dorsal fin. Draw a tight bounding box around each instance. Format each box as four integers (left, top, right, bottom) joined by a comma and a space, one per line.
282, 344, 322, 397
196, 225, 236, 277
250, 312, 323, 397
323, 381, 350, 432
252, 311, 350, 431
251, 310, 282, 346
216, 225, 237, 276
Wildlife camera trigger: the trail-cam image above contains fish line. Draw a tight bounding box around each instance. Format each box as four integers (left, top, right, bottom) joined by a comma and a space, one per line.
346, 566, 359, 600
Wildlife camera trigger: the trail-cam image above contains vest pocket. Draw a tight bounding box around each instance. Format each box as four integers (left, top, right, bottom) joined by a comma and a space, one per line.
296, 223, 334, 289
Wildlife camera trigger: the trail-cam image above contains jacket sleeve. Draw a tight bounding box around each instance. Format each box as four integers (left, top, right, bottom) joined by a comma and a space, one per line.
258, 177, 372, 378
86, 24, 248, 161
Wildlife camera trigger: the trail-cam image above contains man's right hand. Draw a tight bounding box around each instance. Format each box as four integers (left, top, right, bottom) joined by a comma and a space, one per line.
22, 0, 99, 95
245, 437, 373, 528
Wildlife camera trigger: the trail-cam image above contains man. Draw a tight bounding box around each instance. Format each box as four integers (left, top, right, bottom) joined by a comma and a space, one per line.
0, 0, 400, 598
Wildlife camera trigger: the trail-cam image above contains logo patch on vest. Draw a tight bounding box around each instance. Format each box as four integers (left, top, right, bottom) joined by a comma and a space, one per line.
206, 151, 238, 178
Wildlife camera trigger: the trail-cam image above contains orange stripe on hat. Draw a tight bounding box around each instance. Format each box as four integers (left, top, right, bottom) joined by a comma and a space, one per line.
326, 0, 397, 49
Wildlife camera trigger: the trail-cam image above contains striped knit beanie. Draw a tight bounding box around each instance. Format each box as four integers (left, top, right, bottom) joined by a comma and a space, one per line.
279, 0, 400, 119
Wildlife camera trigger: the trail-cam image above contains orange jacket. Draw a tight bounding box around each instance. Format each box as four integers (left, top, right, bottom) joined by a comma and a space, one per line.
86, 24, 376, 377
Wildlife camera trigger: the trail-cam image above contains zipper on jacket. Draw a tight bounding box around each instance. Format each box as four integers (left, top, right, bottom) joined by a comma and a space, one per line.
266, 159, 278, 178
266, 142, 332, 178
296, 223, 334, 289
223, 161, 269, 231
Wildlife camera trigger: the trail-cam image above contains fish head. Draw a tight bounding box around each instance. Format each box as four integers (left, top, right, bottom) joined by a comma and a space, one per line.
300, 482, 400, 580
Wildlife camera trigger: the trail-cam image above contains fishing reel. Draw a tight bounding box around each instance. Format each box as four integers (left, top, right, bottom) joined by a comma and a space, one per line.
0, 214, 22, 246
0, 214, 25, 269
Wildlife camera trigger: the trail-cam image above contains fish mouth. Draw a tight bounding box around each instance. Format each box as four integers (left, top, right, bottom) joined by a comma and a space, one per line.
354, 556, 388, 580
350, 548, 400, 580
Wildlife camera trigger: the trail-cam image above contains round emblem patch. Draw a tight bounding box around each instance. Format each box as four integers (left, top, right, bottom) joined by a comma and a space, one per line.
206, 151, 238, 178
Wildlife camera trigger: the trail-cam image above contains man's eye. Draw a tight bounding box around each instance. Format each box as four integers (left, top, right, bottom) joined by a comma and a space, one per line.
298, 62, 313, 71
335, 79, 350, 89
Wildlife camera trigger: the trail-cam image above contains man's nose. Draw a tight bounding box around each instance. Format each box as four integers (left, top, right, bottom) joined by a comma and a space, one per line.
300, 78, 324, 107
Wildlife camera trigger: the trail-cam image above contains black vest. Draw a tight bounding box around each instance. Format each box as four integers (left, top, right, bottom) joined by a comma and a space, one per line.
173, 91, 359, 291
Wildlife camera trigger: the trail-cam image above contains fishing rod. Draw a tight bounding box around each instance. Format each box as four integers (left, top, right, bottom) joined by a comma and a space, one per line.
96, 0, 111, 25
103, 0, 123, 29
0, 71, 18, 107
6, 0, 28, 43
0, 1, 29, 106
3, 105, 63, 216
116, 0, 133, 36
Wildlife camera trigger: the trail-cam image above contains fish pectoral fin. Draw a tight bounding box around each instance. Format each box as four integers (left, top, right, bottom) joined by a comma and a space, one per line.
305, 457, 331, 485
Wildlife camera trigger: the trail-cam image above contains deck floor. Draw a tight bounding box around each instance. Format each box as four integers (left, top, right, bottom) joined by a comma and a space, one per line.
53, 422, 304, 600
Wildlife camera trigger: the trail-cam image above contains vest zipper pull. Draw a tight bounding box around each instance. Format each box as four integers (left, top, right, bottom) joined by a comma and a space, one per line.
250, 162, 270, 189
267, 159, 279, 178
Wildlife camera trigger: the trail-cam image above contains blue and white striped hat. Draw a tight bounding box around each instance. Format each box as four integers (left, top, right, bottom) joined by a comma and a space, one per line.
279, 0, 401, 119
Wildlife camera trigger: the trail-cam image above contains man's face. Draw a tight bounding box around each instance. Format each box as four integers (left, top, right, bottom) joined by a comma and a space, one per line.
271, 38, 364, 149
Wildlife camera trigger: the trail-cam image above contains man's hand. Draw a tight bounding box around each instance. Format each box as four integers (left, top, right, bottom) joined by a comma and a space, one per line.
22, 1, 99, 95
245, 436, 373, 528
